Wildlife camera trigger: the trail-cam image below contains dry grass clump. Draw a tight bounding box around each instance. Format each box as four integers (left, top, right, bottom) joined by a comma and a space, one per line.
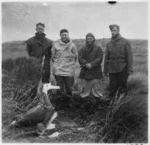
98, 73, 148, 143
2, 57, 42, 111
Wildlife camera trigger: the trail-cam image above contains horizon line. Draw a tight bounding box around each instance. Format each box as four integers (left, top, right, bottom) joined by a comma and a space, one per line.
2, 38, 148, 44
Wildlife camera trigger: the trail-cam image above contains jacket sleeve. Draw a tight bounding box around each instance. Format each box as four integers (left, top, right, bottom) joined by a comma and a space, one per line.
72, 44, 78, 62
24, 39, 33, 57
126, 40, 133, 72
51, 43, 56, 63
104, 44, 109, 74
90, 46, 103, 67
78, 48, 88, 66
42, 42, 52, 83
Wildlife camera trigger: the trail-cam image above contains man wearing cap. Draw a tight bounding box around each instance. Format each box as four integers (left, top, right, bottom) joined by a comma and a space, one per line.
25, 22, 52, 83
104, 24, 133, 99
78, 33, 103, 114
51, 29, 78, 108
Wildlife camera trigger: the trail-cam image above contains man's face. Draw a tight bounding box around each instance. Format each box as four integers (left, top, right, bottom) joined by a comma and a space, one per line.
60, 32, 69, 43
36, 25, 45, 34
86, 36, 94, 45
111, 27, 119, 38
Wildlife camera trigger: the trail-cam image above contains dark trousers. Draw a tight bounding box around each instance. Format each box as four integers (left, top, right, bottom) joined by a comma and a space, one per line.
55, 75, 74, 97
108, 71, 128, 99
54, 76, 74, 109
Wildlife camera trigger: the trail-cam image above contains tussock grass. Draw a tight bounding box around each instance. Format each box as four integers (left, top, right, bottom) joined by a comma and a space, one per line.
100, 91, 148, 143
97, 71, 148, 143
2, 39, 148, 143
2, 57, 42, 112
128, 72, 148, 94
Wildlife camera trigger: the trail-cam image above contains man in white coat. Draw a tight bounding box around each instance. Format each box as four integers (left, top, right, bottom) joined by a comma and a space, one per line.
52, 29, 78, 108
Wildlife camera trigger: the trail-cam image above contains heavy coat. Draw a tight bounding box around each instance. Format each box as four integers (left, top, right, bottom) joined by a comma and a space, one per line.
104, 34, 133, 74
52, 39, 78, 76
25, 33, 52, 83
78, 44, 103, 80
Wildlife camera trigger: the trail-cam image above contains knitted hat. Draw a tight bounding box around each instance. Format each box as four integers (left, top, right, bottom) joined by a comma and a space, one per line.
60, 29, 69, 34
36, 22, 45, 28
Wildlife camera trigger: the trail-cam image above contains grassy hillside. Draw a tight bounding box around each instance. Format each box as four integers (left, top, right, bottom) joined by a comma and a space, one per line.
2, 39, 148, 60
2, 39, 148, 143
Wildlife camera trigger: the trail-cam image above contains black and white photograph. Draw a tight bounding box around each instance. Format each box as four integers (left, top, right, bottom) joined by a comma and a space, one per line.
1, 0, 148, 143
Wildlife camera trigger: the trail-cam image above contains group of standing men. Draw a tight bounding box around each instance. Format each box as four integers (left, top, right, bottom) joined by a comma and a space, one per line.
25, 22, 133, 111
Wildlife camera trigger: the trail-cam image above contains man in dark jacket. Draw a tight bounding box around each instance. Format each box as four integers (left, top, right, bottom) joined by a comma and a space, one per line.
25, 22, 52, 83
78, 33, 103, 114
104, 24, 133, 99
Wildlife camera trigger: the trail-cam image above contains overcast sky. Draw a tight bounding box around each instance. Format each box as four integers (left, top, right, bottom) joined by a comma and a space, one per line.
2, 1, 148, 42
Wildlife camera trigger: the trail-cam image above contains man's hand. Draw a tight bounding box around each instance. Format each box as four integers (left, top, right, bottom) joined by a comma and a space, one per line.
85, 63, 92, 69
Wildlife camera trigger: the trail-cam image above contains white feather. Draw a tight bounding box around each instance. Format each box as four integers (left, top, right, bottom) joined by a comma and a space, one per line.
46, 112, 58, 130
48, 132, 61, 138
46, 123, 55, 130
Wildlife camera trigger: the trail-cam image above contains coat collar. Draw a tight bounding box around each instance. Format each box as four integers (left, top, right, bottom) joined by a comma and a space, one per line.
58, 39, 72, 46
34, 33, 46, 45
55, 39, 73, 51
35, 33, 46, 38
85, 43, 95, 53
111, 34, 122, 42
